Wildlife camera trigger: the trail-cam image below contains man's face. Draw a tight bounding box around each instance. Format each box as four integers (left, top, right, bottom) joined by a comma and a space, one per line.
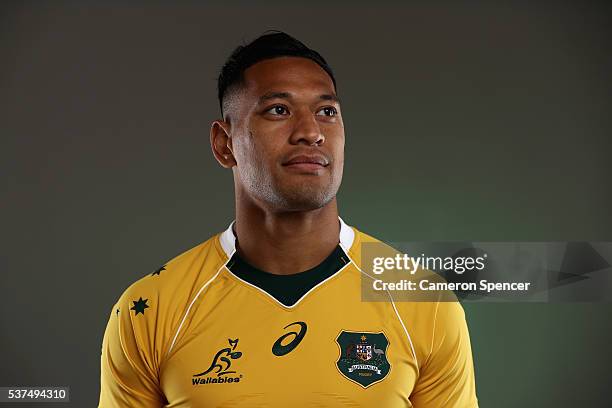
227, 56, 344, 212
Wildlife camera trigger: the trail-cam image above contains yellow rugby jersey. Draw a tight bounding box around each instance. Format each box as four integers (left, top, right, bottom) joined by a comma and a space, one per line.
99, 218, 478, 407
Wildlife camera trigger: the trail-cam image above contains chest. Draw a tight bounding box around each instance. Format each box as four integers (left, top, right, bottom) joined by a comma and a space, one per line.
160, 287, 418, 407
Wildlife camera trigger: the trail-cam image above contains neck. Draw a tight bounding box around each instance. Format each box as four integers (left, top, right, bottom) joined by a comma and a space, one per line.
233, 197, 341, 275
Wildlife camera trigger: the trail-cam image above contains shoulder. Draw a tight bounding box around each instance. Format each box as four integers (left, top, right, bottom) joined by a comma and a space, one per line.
109, 231, 229, 366
116, 232, 225, 305
346, 225, 465, 368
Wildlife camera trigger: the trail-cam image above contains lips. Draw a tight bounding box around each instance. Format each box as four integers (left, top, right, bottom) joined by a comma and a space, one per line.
283, 154, 329, 167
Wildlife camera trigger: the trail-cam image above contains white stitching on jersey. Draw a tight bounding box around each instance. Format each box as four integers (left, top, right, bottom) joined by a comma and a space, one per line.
339, 242, 420, 374
388, 293, 420, 374
165, 254, 231, 359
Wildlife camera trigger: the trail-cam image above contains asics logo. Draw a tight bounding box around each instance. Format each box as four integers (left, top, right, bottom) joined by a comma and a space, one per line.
272, 322, 307, 356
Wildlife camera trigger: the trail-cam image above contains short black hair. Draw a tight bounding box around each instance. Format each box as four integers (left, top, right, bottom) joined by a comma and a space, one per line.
217, 30, 337, 118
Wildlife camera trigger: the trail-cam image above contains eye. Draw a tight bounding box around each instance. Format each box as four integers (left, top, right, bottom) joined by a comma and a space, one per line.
316, 106, 338, 117
265, 105, 289, 116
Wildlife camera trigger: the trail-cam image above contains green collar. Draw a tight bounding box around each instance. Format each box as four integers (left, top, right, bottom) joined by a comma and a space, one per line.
227, 245, 349, 307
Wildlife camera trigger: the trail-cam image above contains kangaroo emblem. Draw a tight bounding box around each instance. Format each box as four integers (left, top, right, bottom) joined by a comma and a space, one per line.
346, 343, 356, 358
194, 338, 242, 377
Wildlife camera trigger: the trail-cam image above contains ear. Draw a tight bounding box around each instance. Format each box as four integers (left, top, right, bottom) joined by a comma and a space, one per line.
210, 119, 236, 168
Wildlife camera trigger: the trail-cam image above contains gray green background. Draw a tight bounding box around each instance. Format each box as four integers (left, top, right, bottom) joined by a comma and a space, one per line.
1, 1, 610, 407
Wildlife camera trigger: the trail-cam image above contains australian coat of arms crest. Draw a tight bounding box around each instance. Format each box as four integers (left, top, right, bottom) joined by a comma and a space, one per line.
336, 331, 390, 387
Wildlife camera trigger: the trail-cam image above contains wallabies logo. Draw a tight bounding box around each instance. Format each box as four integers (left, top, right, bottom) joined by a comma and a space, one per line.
192, 338, 243, 385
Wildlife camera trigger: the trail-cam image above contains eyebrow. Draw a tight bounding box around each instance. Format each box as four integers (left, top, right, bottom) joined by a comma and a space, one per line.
257, 92, 341, 105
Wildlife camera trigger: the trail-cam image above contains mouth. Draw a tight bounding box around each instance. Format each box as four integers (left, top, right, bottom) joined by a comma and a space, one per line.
283, 154, 329, 166
282, 154, 330, 173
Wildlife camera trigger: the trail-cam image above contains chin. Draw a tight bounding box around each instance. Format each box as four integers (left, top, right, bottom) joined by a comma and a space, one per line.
248, 176, 341, 212
275, 188, 336, 212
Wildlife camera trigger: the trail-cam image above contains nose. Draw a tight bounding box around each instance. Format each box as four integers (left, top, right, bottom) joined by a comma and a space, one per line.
290, 109, 325, 146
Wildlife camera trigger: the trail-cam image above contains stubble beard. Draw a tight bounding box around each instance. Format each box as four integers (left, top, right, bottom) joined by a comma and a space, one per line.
242, 164, 342, 213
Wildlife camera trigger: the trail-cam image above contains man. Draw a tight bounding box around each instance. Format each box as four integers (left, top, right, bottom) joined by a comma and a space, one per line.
98, 31, 478, 407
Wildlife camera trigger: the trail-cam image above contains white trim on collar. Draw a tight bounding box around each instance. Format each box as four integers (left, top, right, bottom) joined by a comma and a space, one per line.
219, 216, 354, 258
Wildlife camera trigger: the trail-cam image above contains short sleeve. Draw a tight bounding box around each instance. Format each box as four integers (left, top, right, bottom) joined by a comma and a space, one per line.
98, 298, 166, 408
409, 300, 478, 407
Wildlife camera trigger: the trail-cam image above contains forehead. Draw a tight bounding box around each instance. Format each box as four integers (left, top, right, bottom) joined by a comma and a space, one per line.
242, 57, 336, 98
